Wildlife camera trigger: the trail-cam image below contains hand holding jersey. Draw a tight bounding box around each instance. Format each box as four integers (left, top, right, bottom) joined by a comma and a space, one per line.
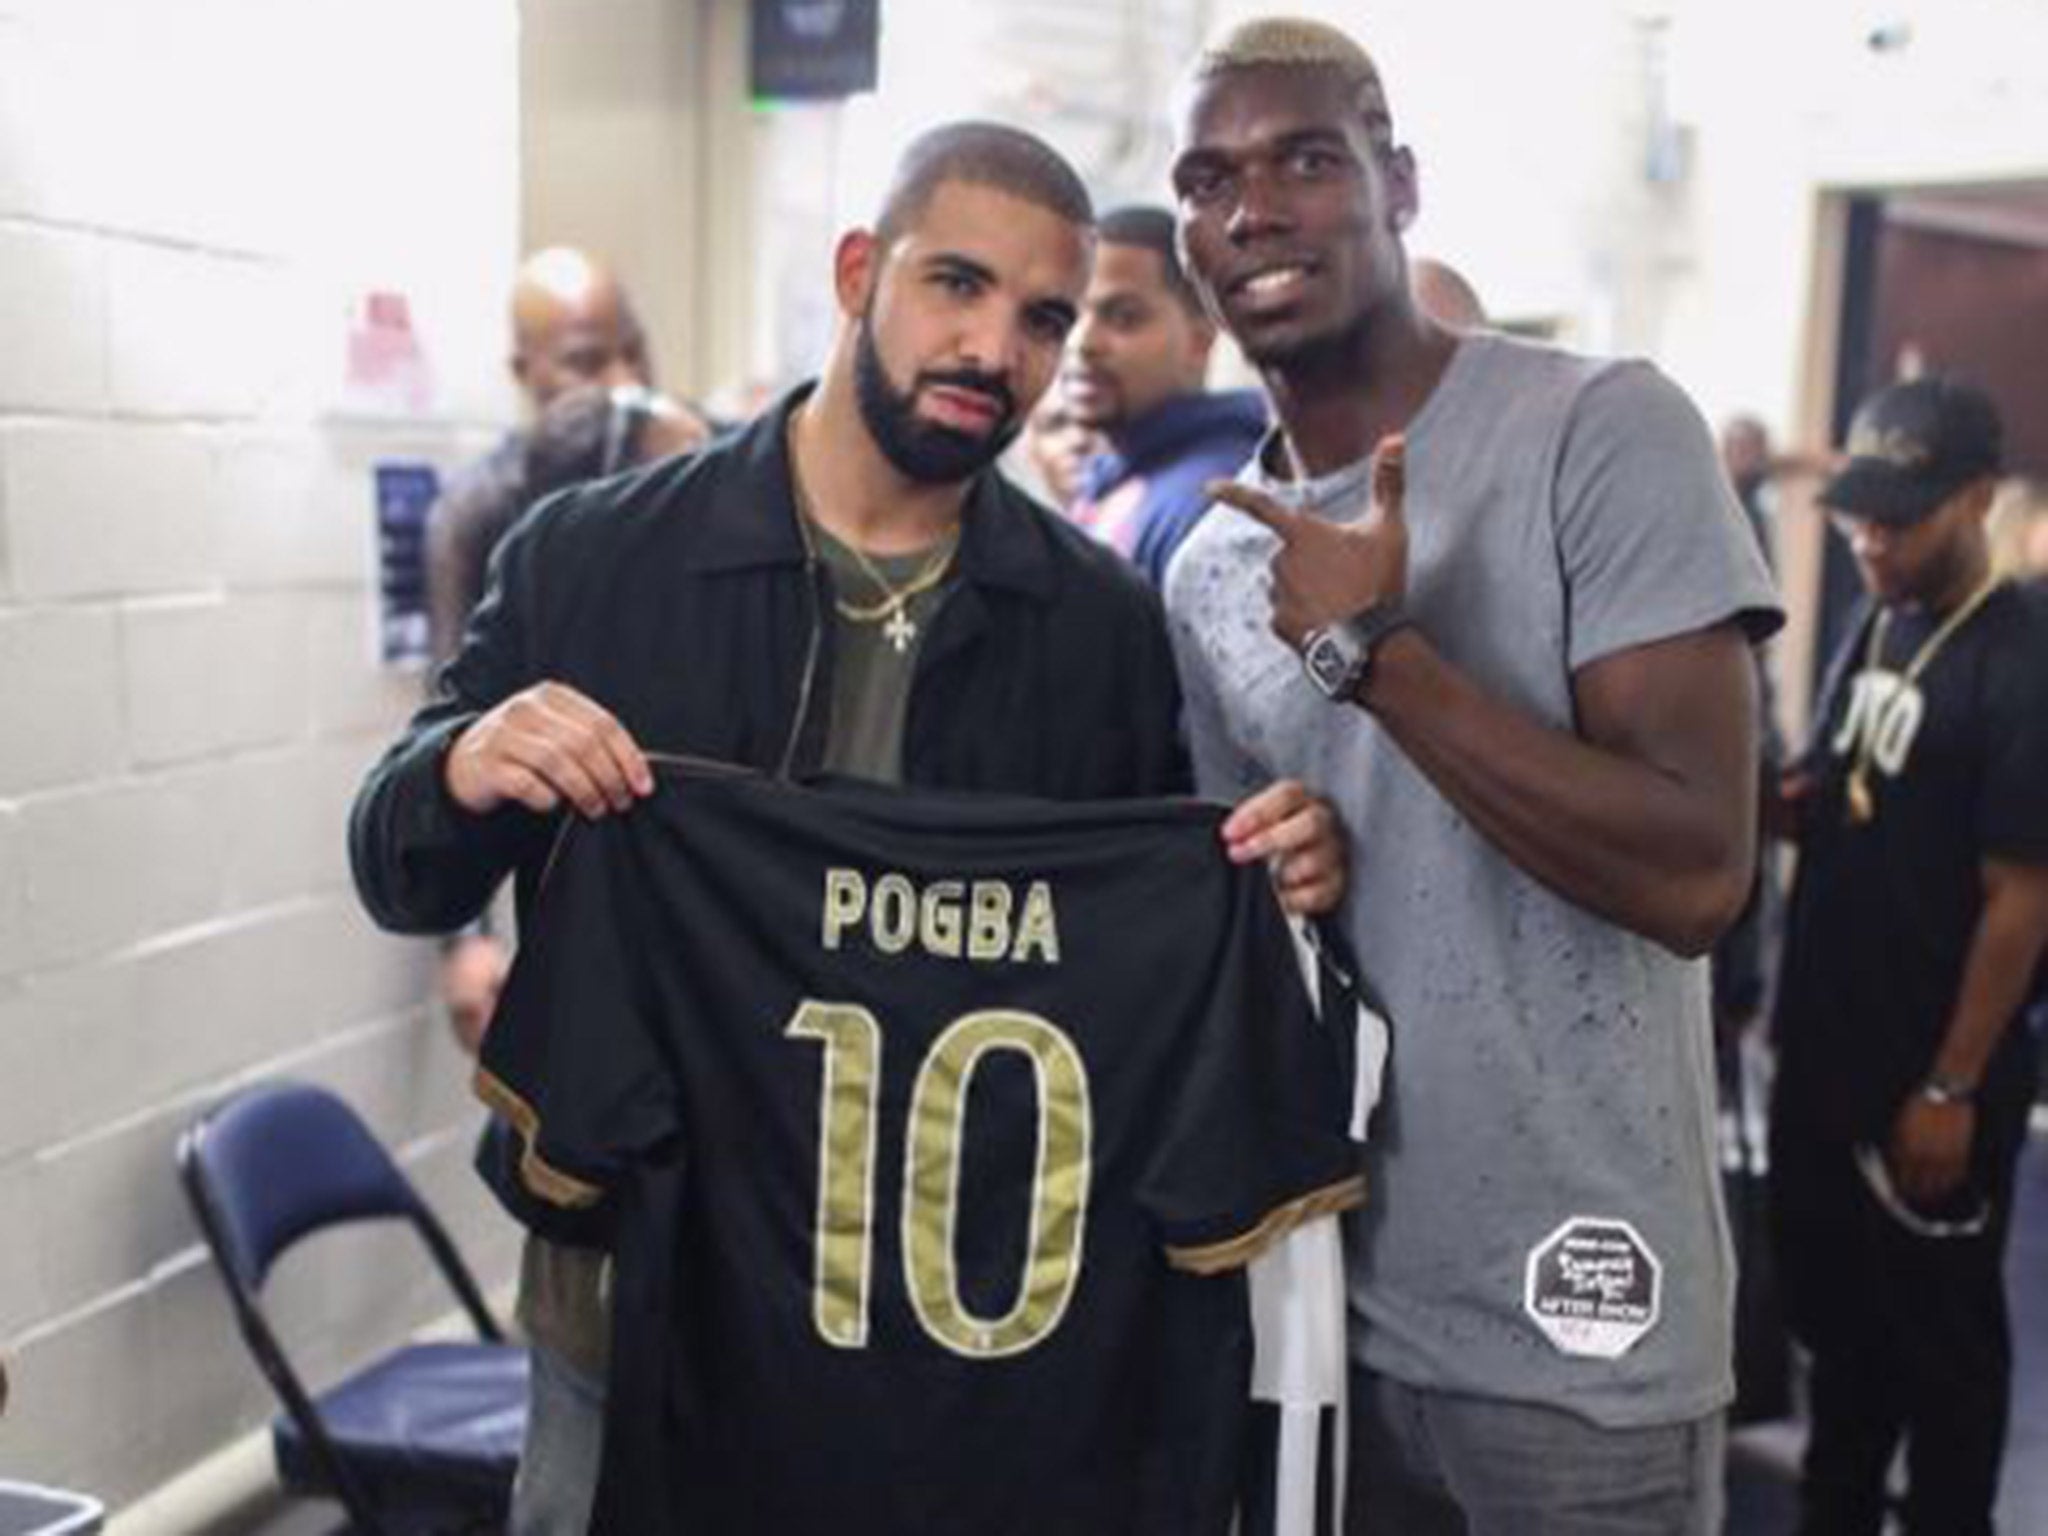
445, 679, 654, 819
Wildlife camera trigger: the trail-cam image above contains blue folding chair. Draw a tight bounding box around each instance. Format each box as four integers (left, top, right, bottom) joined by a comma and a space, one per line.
177, 1081, 527, 1534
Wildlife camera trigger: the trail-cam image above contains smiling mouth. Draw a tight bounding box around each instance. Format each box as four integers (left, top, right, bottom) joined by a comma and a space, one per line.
1229, 263, 1316, 304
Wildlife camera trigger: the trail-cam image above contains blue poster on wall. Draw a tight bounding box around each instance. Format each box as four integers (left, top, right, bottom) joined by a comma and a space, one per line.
374, 461, 440, 668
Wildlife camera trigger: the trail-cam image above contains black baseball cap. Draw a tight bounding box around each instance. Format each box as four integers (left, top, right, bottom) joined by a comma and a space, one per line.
1819, 377, 2003, 527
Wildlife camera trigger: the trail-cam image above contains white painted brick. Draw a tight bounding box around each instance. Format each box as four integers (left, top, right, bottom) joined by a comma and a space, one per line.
262, 1220, 444, 1393
0, 220, 109, 413
0, 805, 24, 977
0, 961, 145, 1164
134, 899, 430, 1101
10, 781, 154, 970
121, 593, 308, 766
0, 17, 119, 229
31, 1104, 194, 1313
0, 1153, 48, 1336
310, 901, 438, 1038
202, 750, 338, 911
211, 429, 375, 588
130, 905, 335, 1099
0, 1287, 158, 1500
112, 751, 335, 935
308, 590, 423, 735
105, 242, 293, 421
143, 1253, 275, 1477
0, 604, 124, 797
308, 735, 397, 893
404, 1132, 522, 1297
0, 419, 220, 600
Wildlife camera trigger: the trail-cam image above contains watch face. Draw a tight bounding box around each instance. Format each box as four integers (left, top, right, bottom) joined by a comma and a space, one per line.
1303, 631, 1361, 699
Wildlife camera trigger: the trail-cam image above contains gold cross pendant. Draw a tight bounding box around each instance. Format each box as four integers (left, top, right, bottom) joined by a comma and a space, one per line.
883, 604, 917, 654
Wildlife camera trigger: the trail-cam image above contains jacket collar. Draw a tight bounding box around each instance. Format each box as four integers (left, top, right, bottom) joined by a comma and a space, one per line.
677, 382, 1060, 603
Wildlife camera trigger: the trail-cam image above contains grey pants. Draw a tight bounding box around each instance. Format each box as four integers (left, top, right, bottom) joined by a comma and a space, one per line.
509, 1342, 606, 1536
1348, 1368, 1726, 1535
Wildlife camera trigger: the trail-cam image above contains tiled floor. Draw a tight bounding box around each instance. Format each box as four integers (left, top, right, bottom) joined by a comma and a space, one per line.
235, 1133, 2048, 1535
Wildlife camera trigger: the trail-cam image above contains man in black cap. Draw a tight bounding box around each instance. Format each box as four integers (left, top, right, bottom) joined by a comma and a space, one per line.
1769, 376, 2048, 1535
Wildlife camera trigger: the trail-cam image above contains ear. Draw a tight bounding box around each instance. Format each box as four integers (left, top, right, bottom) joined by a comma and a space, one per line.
834, 230, 880, 319
1383, 144, 1420, 234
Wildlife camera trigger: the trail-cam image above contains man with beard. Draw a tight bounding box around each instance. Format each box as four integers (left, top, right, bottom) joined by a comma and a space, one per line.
1160, 18, 1780, 1533
1060, 205, 1267, 584
350, 120, 1343, 1535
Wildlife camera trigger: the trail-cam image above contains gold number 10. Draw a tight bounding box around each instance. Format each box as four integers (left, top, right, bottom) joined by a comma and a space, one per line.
785, 999, 1094, 1359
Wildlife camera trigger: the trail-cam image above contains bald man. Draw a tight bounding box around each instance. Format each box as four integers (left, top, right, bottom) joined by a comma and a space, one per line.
429, 248, 677, 668
428, 253, 710, 1057
1409, 256, 1486, 331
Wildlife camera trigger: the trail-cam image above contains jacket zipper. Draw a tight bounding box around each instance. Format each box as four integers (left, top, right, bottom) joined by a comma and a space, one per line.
777, 540, 825, 781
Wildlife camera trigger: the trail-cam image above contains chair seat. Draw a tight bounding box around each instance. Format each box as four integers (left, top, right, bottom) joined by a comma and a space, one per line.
274, 1341, 527, 1514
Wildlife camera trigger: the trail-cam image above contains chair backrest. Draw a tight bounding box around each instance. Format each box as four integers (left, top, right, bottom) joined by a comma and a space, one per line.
176, 1080, 505, 1534
180, 1080, 424, 1293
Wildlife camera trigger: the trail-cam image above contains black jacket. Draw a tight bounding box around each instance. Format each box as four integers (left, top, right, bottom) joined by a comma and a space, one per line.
348, 387, 1191, 938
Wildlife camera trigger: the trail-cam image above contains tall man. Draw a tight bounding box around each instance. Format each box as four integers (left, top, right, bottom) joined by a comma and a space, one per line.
1161, 18, 1780, 1532
351, 121, 1342, 1536
1061, 205, 1267, 584
1770, 378, 2048, 1535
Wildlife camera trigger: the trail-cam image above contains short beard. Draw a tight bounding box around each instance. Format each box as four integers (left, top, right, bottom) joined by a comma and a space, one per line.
854, 315, 1020, 485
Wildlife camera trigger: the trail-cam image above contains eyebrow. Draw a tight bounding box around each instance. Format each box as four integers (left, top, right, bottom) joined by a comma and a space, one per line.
920, 251, 998, 286
1177, 125, 1356, 171
1272, 127, 1354, 155
923, 250, 1078, 331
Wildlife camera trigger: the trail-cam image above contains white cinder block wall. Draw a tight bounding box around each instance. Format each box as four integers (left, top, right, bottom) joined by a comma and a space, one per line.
0, 0, 526, 1507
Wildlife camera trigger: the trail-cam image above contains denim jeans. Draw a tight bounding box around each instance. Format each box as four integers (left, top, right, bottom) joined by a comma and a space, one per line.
1347, 1368, 1725, 1535
509, 1342, 607, 1536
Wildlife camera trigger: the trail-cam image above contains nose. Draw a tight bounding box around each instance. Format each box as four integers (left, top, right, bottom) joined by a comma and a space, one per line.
956, 307, 1024, 386
1069, 307, 1104, 363
596, 356, 641, 391
1225, 165, 1290, 244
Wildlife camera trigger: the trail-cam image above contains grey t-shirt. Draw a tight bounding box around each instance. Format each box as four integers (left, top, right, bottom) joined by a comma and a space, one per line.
1165, 333, 1781, 1429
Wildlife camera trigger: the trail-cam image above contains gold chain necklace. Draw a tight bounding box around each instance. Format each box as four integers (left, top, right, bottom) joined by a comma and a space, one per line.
786, 414, 960, 654
1844, 573, 2004, 824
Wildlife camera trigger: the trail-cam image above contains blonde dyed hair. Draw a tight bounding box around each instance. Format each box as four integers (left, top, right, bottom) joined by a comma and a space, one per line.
1191, 16, 1394, 140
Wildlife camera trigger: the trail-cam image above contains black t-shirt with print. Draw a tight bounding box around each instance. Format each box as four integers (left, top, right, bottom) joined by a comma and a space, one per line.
479, 760, 1362, 1535
1775, 582, 2048, 1140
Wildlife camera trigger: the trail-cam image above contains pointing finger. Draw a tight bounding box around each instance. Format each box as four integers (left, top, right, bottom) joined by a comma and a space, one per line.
1370, 434, 1406, 519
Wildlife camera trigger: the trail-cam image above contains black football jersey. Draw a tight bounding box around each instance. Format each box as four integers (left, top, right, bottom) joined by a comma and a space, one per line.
479, 761, 1363, 1534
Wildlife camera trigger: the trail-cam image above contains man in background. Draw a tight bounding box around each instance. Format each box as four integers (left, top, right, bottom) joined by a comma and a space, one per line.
1771, 378, 2048, 1535
1409, 255, 1485, 330
427, 248, 711, 1052
1060, 205, 1266, 584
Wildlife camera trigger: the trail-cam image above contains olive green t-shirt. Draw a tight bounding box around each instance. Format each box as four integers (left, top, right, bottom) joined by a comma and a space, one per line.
809, 520, 957, 785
